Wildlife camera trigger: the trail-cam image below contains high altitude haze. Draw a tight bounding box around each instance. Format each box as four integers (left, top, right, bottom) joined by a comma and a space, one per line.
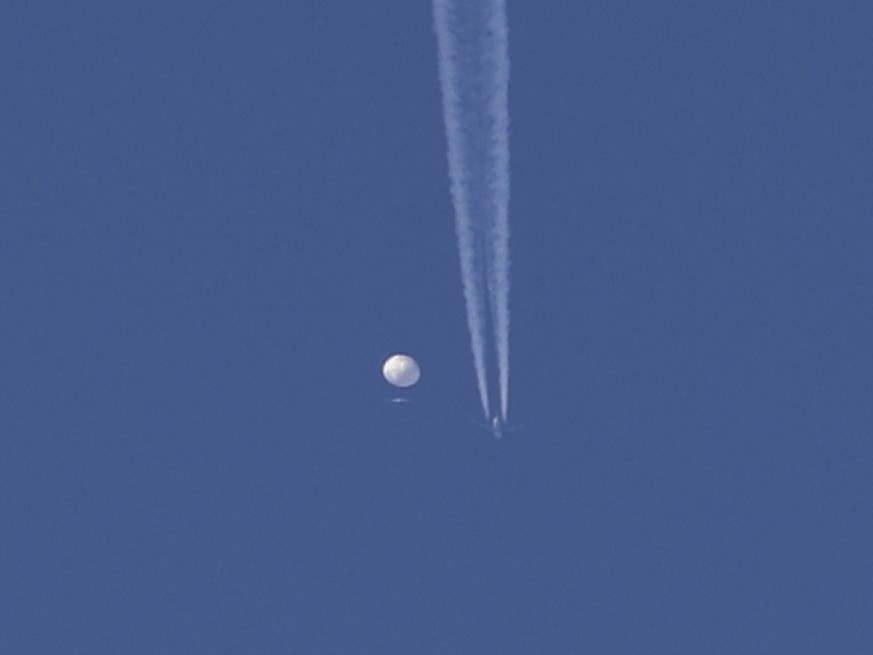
433, 0, 511, 424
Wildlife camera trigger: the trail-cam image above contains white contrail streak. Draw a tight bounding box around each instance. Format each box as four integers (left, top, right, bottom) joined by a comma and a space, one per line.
486, 3, 511, 424
433, 0, 511, 423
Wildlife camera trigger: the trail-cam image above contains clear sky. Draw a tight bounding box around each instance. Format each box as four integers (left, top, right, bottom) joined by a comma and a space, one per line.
2, 2, 872, 653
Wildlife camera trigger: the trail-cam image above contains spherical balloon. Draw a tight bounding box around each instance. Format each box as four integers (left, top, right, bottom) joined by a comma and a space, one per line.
382, 354, 420, 388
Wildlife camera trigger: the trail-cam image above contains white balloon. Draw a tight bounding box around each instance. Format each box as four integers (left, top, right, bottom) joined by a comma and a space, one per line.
382, 354, 421, 388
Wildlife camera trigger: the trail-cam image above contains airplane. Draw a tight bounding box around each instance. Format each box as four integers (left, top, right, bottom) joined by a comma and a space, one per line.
491, 416, 505, 439
491, 416, 525, 439
476, 416, 520, 439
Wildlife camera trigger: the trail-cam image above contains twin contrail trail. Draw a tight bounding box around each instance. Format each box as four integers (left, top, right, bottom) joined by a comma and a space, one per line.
433, 0, 511, 424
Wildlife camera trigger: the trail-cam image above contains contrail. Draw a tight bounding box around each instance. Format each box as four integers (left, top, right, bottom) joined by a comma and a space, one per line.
433, 0, 511, 423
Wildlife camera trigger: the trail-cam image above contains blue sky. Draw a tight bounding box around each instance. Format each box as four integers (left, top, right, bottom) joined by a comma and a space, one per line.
2, 2, 872, 653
